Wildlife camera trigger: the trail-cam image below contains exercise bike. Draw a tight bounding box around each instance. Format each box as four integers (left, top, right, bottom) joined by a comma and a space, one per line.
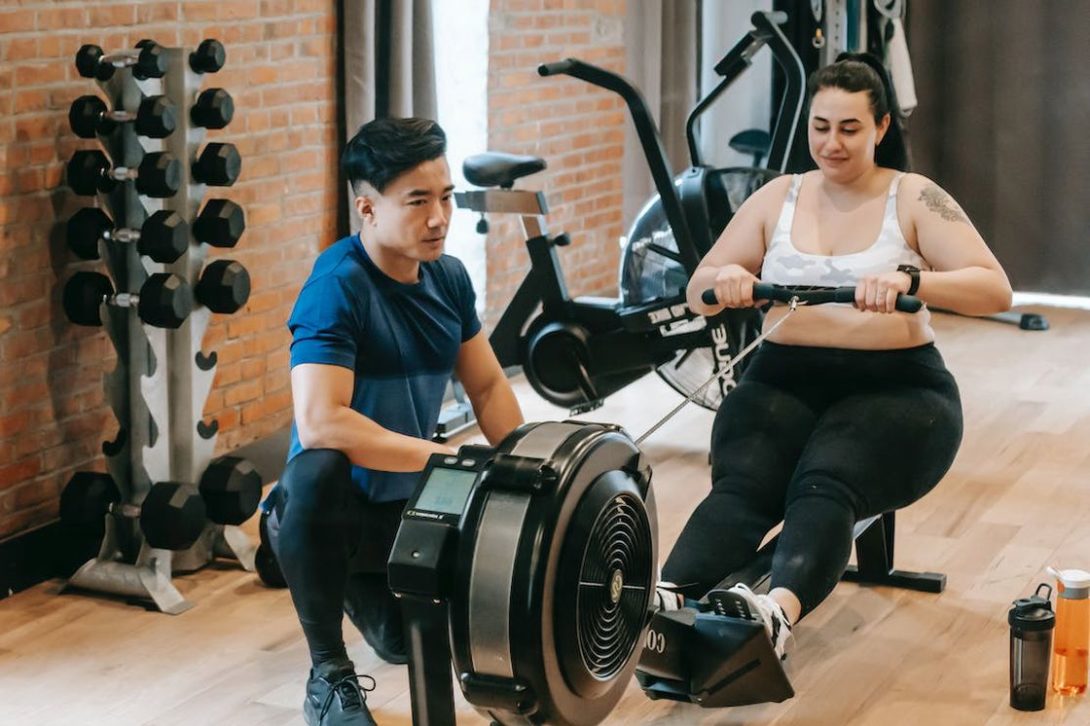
459, 11, 806, 414
620, 9, 807, 410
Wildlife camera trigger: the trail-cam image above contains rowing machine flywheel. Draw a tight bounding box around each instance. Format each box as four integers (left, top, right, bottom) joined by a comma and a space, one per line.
390, 420, 657, 725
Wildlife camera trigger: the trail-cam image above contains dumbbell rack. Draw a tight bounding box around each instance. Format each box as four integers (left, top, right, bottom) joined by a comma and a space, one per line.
62, 42, 255, 614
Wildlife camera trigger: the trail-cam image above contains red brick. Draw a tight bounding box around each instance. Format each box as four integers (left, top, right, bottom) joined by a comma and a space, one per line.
38, 35, 70, 60
279, 60, 321, 84
262, 0, 293, 16
7, 37, 38, 61
247, 202, 282, 225
214, 406, 241, 431
0, 274, 48, 310
13, 478, 59, 510
43, 433, 101, 472
268, 107, 290, 128
203, 389, 224, 415
182, 2, 220, 22
299, 37, 327, 57
14, 89, 50, 114
223, 1, 261, 20
241, 358, 267, 380
137, 4, 178, 24
13, 167, 44, 194
88, 4, 138, 27
248, 65, 278, 85
0, 456, 42, 487
0, 10, 36, 33
224, 378, 262, 406
36, 8, 89, 32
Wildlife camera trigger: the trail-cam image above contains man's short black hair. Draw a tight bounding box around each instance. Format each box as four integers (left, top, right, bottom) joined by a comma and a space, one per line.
342, 117, 447, 194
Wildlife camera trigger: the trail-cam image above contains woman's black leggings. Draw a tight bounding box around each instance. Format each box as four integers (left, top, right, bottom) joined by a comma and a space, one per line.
661, 341, 962, 618
271, 449, 405, 667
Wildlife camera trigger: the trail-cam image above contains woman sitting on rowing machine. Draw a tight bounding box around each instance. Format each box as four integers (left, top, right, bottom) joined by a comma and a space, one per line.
654, 53, 1012, 661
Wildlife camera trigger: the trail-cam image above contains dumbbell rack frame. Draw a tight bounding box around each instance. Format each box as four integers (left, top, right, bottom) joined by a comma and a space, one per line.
62, 45, 255, 614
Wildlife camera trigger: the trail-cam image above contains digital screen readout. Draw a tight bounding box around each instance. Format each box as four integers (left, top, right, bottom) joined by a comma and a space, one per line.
414, 467, 478, 515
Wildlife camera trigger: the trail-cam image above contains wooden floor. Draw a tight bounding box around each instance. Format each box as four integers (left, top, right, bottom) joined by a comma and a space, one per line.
3, 307, 1089, 725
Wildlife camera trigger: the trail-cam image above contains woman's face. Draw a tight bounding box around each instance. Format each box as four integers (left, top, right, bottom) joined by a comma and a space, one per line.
808, 87, 890, 182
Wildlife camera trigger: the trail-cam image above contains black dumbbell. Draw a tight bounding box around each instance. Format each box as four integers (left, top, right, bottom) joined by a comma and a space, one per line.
194, 199, 245, 248
67, 149, 180, 198
255, 487, 287, 588
69, 94, 177, 139
190, 88, 234, 130
67, 207, 188, 263
193, 143, 241, 186
195, 260, 251, 314
60, 472, 207, 551
199, 456, 262, 526
190, 39, 226, 74
75, 42, 166, 82
63, 271, 193, 329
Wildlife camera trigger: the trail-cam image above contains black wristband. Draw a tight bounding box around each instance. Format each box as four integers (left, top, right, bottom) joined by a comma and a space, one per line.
897, 264, 921, 296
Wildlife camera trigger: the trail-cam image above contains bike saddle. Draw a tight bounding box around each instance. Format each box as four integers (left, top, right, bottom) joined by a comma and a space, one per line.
463, 152, 546, 188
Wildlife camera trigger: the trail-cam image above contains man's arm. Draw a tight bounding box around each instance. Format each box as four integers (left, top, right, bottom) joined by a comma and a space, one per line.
292, 363, 453, 471
454, 331, 524, 446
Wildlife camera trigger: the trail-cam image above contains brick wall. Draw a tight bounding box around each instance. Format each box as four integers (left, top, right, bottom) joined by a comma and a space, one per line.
484, 0, 627, 326
0, 0, 338, 540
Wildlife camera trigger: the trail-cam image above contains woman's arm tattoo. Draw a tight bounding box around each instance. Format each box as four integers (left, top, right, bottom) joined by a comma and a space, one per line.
919, 184, 969, 224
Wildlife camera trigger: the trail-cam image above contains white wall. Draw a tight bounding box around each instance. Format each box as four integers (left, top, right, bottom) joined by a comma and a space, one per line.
433, 0, 489, 314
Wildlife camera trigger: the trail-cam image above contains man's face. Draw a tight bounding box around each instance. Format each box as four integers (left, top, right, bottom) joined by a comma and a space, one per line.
356, 156, 454, 263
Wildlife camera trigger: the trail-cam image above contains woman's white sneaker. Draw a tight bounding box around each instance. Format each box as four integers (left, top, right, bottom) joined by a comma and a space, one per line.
653, 581, 685, 612
707, 582, 793, 661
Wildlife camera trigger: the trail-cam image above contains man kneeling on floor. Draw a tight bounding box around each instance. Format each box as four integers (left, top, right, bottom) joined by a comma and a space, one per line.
275, 117, 524, 726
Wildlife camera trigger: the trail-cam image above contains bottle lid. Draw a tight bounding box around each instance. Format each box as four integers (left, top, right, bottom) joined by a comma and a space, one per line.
1009, 583, 1055, 631
1048, 567, 1090, 595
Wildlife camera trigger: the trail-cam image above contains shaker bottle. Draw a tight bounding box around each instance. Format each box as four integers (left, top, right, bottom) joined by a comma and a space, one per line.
1009, 582, 1055, 711
1048, 567, 1090, 695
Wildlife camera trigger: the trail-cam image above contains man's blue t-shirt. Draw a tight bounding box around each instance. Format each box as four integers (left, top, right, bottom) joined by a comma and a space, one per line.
286, 235, 481, 502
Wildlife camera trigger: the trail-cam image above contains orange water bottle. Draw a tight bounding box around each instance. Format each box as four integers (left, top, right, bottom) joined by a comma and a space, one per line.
1048, 567, 1090, 695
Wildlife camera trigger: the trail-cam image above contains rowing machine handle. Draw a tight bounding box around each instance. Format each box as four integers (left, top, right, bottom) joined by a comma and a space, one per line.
701, 284, 923, 313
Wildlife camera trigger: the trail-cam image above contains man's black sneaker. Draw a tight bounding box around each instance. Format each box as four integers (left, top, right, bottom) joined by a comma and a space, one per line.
344, 572, 408, 665
303, 664, 377, 726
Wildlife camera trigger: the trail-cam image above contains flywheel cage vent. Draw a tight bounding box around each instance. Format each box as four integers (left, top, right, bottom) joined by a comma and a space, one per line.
576, 492, 652, 680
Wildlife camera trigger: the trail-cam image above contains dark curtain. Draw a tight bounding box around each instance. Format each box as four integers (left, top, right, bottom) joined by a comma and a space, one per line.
336, 0, 437, 238
908, 1, 1090, 294
622, 0, 699, 228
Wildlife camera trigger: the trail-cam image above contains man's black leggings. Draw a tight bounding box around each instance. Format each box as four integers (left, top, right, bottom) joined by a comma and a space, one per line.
270, 449, 405, 667
661, 341, 962, 617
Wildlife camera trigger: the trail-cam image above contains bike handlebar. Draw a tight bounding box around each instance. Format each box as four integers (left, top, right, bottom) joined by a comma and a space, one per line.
701, 284, 923, 314
764, 10, 789, 25
536, 57, 700, 274
538, 60, 576, 76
